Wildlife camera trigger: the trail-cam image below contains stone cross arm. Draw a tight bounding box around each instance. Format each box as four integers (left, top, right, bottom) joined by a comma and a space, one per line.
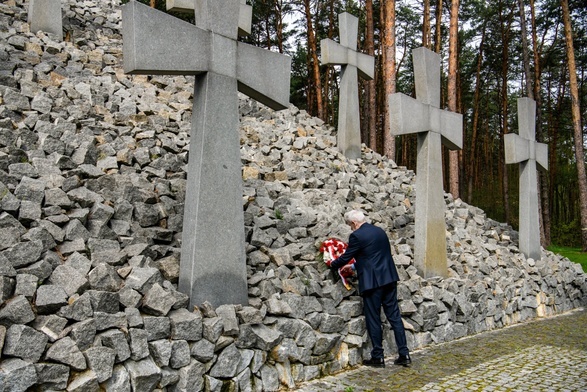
389, 93, 463, 150
504, 133, 548, 171
122, 0, 290, 110
320, 39, 374, 80
166, 0, 253, 37
236, 44, 291, 110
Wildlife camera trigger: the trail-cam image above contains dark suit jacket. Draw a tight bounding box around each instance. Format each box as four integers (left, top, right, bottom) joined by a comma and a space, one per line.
330, 223, 399, 293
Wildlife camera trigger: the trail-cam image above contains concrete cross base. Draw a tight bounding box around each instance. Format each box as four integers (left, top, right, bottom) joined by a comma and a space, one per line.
414, 132, 448, 278
28, 0, 63, 39
178, 73, 248, 308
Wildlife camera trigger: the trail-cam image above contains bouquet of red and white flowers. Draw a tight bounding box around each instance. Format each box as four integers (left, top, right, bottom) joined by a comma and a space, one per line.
319, 238, 356, 290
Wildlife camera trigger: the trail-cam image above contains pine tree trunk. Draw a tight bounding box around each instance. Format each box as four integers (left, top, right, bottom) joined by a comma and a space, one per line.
434, 0, 443, 54
423, 0, 431, 49
381, 0, 396, 160
467, 23, 486, 204
499, 1, 513, 224
521, 0, 550, 246
275, 0, 284, 53
303, 0, 324, 120
561, 0, 587, 252
365, 0, 377, 151
448, 0, 460, 198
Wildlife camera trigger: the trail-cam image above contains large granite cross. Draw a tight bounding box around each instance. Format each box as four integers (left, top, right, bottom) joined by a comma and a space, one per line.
505, 97, 548, 260
320, 13, 374, 159
122, 0, 291, 308
28, 0, 63, 39
389, 47, 462, 278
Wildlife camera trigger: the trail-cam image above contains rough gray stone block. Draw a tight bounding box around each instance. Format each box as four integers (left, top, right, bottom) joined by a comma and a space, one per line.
189, 338, 215, 363
84, 346, 116, 383
216, 304, 240, 337
33, 315, 68, 342
170, 340, 191, 369
45, 337, 87, 370
99, 329, 131, 363
34, 362, 69, 390
14, 273, 37, 299
129, 328, 149, 360
125, 267, 162, 294
14, 176, 45, 203
143, 316, 171, 341
141, 283, 175, 316
57, 293, 93, 322
0, 212, 26, 251
66, 369, 100, 392
124, 357, 161, 392
173, 359, 205, 392
22, 226, 57, 252
202, 317, 224, 344
86, 290, 119, 313
119, 286, 142, 309
57, 238, 87, 257
260, 364, 280, 392
102, 364, 131, 392
126, 307, 143, 328
88, 263, 123, 292
65, 253, 92, 275
160, 367, 180, 388
94, 311, 127, 331
0, 295, 36, 326
149, 339, 172, 367
67, 187, 104, 208
0, 279, 16, 303
0, 358, 38, 392
44, 187, 73, 207
209, 343, 241, 378
3, 324, 48, 362
64, 319, 96, 351
35, 284, 68, 314
18, 199, 43, 222
64, 219, 91, 241
169, 308, 203, 341
49, 264, 89, 296
2, 240, 43, 269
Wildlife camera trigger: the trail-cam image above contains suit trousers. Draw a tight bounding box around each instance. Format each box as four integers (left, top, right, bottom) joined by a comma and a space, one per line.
362, 282, 409, 359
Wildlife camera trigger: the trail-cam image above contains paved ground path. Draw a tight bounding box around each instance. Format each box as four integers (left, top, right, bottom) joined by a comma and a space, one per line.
296, 308, 587, 391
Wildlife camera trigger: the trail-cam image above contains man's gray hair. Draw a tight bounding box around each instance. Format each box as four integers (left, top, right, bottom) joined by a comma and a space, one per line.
344, 210, 366, 224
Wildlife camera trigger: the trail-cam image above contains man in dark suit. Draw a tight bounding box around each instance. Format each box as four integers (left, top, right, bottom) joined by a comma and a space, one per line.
330, 210, 411, 367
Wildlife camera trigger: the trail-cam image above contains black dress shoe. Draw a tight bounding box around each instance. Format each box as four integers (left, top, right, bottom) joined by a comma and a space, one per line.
394, 355, 412, 367
363, 358, 385, 367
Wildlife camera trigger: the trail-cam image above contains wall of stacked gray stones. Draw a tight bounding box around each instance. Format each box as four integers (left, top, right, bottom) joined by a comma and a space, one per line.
0, 0, 586, 391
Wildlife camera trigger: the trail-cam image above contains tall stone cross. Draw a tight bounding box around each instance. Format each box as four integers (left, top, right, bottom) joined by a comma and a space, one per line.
28, 0, 63, 39
389, 47, 462, 278
122, 0, 291, 308
320, 12, 374, 159
505, 97, 548, 260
